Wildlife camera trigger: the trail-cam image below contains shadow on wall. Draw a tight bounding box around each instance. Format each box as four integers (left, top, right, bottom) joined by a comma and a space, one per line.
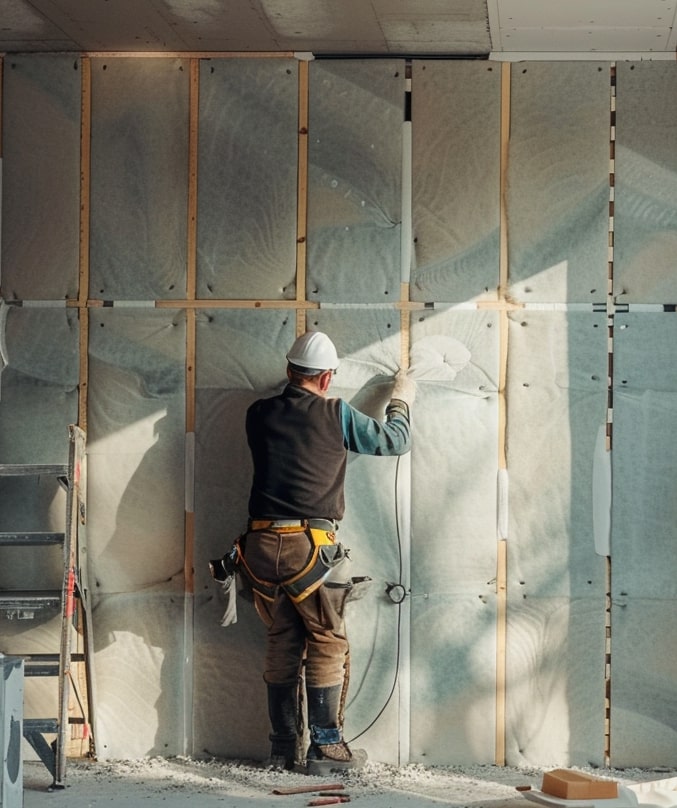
88, 324, 187, 757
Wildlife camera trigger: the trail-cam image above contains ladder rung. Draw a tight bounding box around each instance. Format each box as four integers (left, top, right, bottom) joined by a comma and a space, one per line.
24, 655, 59, 676
23, 654, 61, 663
0, 590, 62, 611
24, 718, 59, 734
25, 663, 60, 677
13, 652, 87, 677
0, 531, 65, 546
23, 653, 85, 662
0, 464, 69, 478
2, 428, 93, 785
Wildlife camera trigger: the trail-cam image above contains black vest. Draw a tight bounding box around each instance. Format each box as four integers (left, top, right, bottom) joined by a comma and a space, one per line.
246, 384, 347, 520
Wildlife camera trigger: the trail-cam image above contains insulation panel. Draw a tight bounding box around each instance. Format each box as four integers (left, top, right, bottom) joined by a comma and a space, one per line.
610, 314, 677, 767
91, 590, 187, 759
89, 58, 190, 301
411, 61, 501, 303
307, 60, 405, 303
0, 307, 79, 463
196, 59, 299, 300
87, 309, 186, 594
408, 310, 500, 764
1, 56, 81, 300
614, 62, 677, 303
507, 62, 610, 304
505, 312, 609, 765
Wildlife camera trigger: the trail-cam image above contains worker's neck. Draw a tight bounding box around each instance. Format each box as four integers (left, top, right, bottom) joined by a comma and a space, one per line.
288, 370, 332, 397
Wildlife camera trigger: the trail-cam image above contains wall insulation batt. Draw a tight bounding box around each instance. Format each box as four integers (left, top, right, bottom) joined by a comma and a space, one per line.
0, 54, 676, 769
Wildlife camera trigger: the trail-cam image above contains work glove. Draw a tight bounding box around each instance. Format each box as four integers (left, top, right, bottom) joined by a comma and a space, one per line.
391, 368, 416, 407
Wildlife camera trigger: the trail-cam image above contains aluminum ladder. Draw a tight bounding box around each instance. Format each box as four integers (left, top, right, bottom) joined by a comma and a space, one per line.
0, 425, 95, 788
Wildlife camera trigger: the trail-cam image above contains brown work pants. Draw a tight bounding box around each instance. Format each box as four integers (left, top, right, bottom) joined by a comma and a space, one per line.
242, 527, 350, 688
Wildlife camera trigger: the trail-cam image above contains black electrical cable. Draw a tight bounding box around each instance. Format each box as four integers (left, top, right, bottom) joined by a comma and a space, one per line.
347, 453, 405, 743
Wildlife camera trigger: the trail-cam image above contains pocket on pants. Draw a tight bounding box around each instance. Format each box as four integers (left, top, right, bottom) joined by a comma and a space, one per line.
324, 575, 373, 617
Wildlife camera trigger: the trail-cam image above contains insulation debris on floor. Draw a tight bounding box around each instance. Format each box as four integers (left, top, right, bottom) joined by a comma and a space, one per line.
20, 759, 677, 808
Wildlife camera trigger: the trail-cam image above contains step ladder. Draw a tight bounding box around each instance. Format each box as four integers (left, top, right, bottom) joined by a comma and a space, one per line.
0, 425, 95, 789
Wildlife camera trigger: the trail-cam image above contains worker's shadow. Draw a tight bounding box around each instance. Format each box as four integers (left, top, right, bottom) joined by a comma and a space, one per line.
90, 369, 190, 757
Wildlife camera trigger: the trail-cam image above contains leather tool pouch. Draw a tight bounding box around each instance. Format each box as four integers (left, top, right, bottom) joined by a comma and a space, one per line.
282, 531, 347, 604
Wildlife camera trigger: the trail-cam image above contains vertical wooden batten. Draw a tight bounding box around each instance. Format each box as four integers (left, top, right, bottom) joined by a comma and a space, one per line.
495, 59, 512, 768
78, 57, 92, 433
295, 59, 309, 337
396, 63, 413, 766
184, 57, 199, 596
181, 57, 201, 758
184, 59, 200, 594
603, 61, 616, 769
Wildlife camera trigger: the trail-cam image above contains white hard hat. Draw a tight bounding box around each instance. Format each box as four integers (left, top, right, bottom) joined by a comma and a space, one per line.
286, 331, 339, 373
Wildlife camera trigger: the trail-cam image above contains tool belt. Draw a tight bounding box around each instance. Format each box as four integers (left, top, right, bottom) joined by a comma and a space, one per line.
248, 518, 339, 533
238, 519, 346, 604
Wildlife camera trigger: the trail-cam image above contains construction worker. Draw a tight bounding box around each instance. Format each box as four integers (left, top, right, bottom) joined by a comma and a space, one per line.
240, 330, 415, 773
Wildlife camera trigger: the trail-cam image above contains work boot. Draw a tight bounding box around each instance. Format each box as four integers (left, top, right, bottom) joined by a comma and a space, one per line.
305, 685, 367, 775
267, 683, 299, 770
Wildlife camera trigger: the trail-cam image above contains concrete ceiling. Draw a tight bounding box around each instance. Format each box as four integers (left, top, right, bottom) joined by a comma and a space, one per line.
1, 0, 676, 57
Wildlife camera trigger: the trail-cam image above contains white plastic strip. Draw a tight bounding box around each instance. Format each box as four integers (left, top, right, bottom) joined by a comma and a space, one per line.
105, 300, 156, 307
627, 304, 670, 312
522, 302, 599, 311
395, 450, 411, 766
592, 425, 612, 556
182, 594, 194, 756
0, 300, 9, 386
319, 302, 398, 309
19, 300, 68, 307
497, 469, 509, 540
490, 51, 676, 61
183, 429, 195, 755
424, 301, 480, 311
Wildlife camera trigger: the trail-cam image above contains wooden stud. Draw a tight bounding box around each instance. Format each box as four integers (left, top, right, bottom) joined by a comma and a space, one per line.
499, 62, 511, 297
155, 298, 319, 310
186, 58, 199, 303
81, 51, 295, 59
78, 57, 92, 432
78, 310, 89, 433
400, 282, 411, 370
296, 59, 310, 336
495, 59, 512, 769
79, 57, 92, 307
181, 64, 199, 756
184, 60, 199, 598
185, 308, 196, 436
604, 61, 616, 768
